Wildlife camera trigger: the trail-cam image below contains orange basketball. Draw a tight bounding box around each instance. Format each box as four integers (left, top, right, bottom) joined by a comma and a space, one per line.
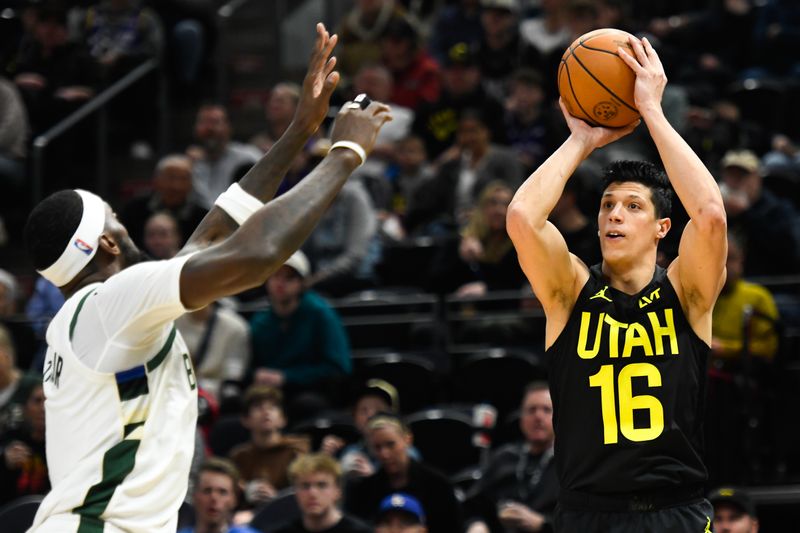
558, 28, 639, 128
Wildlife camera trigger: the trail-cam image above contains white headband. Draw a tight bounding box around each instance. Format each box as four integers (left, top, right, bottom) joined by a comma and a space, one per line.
38, 189, 107, 287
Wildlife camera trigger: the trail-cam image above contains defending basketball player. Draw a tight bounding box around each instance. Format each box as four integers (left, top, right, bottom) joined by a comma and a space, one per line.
24, 24, 391, 532
507, 36, 726, 531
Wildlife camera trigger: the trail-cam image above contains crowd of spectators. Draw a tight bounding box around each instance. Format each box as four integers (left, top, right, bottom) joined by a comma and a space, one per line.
1, 0, 800, 531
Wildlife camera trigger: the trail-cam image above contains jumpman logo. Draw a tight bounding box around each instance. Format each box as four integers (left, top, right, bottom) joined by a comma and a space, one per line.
590, 285, 612, 302
703, 516, 711, 532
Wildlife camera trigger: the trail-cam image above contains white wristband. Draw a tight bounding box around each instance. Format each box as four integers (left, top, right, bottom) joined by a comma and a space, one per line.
214, 182, 263, 225
329, 140, 366, 166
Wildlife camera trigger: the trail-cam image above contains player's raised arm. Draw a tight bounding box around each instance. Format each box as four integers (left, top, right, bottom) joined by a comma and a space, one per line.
507, 101, 637, 333
178, 100, 391, 311
619, 36, 727, 329
181, 23, 340, 253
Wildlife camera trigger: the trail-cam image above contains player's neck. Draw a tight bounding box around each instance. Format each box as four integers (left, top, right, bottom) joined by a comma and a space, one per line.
600, 258, 656, 295
303, 506, 342, 532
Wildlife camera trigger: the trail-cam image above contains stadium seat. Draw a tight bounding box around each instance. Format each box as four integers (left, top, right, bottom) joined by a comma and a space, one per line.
0, 495, 43, 533
450, 348, 547, 417
249, 489, 300, 533
405, 407, 482, 476
290, 413, 361, 450
208, 414, 250, 457
359, 353, 440, 413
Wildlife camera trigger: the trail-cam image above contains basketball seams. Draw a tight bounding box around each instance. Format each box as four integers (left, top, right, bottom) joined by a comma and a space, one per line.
569, 49, 638, 114
561, 59, 601, 127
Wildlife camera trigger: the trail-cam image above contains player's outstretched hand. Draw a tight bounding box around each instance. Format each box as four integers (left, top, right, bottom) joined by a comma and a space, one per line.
329, 98, 393, 158
617, 35, 667, 117
293, 22, 340, 135
558, 98, 639, 151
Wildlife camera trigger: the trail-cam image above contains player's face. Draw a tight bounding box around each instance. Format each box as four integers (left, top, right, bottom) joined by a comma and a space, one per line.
368, 426, 411, 476
376, 512, 427, 533
194, 471, 237, 527
104, 205, 149, 269
520, 389, 554, 448
713, 504, 759, 533
294, 472, 340, 517
597, 182, 669, 265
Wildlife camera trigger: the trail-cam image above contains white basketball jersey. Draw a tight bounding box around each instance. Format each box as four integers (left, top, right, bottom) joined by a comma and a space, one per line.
29, 256, 198, 533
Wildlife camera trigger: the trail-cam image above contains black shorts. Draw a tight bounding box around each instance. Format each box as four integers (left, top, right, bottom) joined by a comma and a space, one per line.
554, 499, 713, 533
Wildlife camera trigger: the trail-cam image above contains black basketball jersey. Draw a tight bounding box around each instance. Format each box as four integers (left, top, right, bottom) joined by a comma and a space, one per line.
547, 264, 708, 497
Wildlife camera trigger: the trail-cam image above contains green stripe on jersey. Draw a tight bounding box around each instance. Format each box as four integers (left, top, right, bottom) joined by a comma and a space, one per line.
74, 438, 141, 532
146, 326, 177, 372
123, 421, 145, 438
69, 290, 96, 341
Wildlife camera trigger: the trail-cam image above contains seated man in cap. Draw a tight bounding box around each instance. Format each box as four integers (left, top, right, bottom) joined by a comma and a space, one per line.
249, 251, 353, 419
375, 493, 428, 533
708, 487, 759, 533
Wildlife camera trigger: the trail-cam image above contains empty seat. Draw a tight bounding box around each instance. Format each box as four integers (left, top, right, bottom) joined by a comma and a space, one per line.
0, 495, 44, 533
405, 407, 482, 476
249, 489, 301, 533
359, 353, 440, 413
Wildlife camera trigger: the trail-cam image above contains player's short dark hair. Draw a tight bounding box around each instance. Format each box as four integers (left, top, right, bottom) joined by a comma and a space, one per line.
601, 160, 673, 218
24, 190, 83, 271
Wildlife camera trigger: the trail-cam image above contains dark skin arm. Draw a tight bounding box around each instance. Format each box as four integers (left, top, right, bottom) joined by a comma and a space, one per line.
180, 23, 340, 254
179, 101, 392, 310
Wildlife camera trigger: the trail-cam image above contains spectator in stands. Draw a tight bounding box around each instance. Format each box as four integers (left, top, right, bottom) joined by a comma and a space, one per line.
187, 103, 261, 208
336, 0, 411, 79
142, 211, 182, 260
120, 154, 208, 248
412, 42, 505, 159
12, 6, 97, 133
229, 386, 310, 507
249, 251, 352, 414
0, 269, 36, 371
518, 0, 570, 84
503, 68, 562, 173
24, 277, 64, 371
429, 181, 525, 296
406, 108, 524, 237
0, 76, 28, 196
712, 232, 779, 364
179, 457, 259, 533
708, 487, 759, 533
476, 0, 523, 100
0, 383, 48, 505
321, 379, 420, 479
375, 493, 428, 533
428, 0, 483, 66
379, 17, 439, 110
176, 300, 251, 401
0, 325, 40, 434
548, 174, 601, 267
302, 179, 379, 296
250, 82, 301, 154
80, 0, 163, 75
354, 64, 413, 149
465, 382, 558, 533
274, 453, 372, 533
719, 149, 800, 276
344, 413, 463, 533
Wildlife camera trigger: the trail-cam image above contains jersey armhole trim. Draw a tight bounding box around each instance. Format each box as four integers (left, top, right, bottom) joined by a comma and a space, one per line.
69, 289, 97, 341
146, 325, 177, 372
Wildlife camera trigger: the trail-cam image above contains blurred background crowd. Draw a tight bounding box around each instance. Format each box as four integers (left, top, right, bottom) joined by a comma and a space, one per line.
0, 0, 799, 531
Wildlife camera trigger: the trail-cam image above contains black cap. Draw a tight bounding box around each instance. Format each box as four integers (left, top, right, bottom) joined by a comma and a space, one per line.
708, 487, 756, 516
445, 42, 478, 67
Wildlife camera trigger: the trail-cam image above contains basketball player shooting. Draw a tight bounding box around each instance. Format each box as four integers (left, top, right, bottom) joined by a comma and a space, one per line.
507, 36, 727, 531
23, 23, 391, 532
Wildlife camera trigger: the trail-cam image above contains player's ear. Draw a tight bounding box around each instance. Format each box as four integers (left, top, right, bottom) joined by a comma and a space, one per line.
98, 233, 121, 257
656, 217, 671, 239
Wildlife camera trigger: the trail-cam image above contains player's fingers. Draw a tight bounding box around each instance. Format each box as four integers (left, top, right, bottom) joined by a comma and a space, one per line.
642, 37, 664, 70
324, 56, 337, 77
627, 35, 649, 67
617, 45, 643, 73
369, 101, 391, 115
323, 71, 340, 95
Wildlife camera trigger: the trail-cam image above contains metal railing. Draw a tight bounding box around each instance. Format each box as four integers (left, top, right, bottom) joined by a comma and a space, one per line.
30, 57, 166, 204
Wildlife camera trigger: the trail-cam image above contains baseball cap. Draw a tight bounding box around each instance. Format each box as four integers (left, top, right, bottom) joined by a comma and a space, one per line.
708, 487, 756, 516
377, 493, 426, 524
283, 250, 310, 278
445, 42, 478, 67
357, 379, 399, 412
720, 150, 760, 173
480, 0, 518, 12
